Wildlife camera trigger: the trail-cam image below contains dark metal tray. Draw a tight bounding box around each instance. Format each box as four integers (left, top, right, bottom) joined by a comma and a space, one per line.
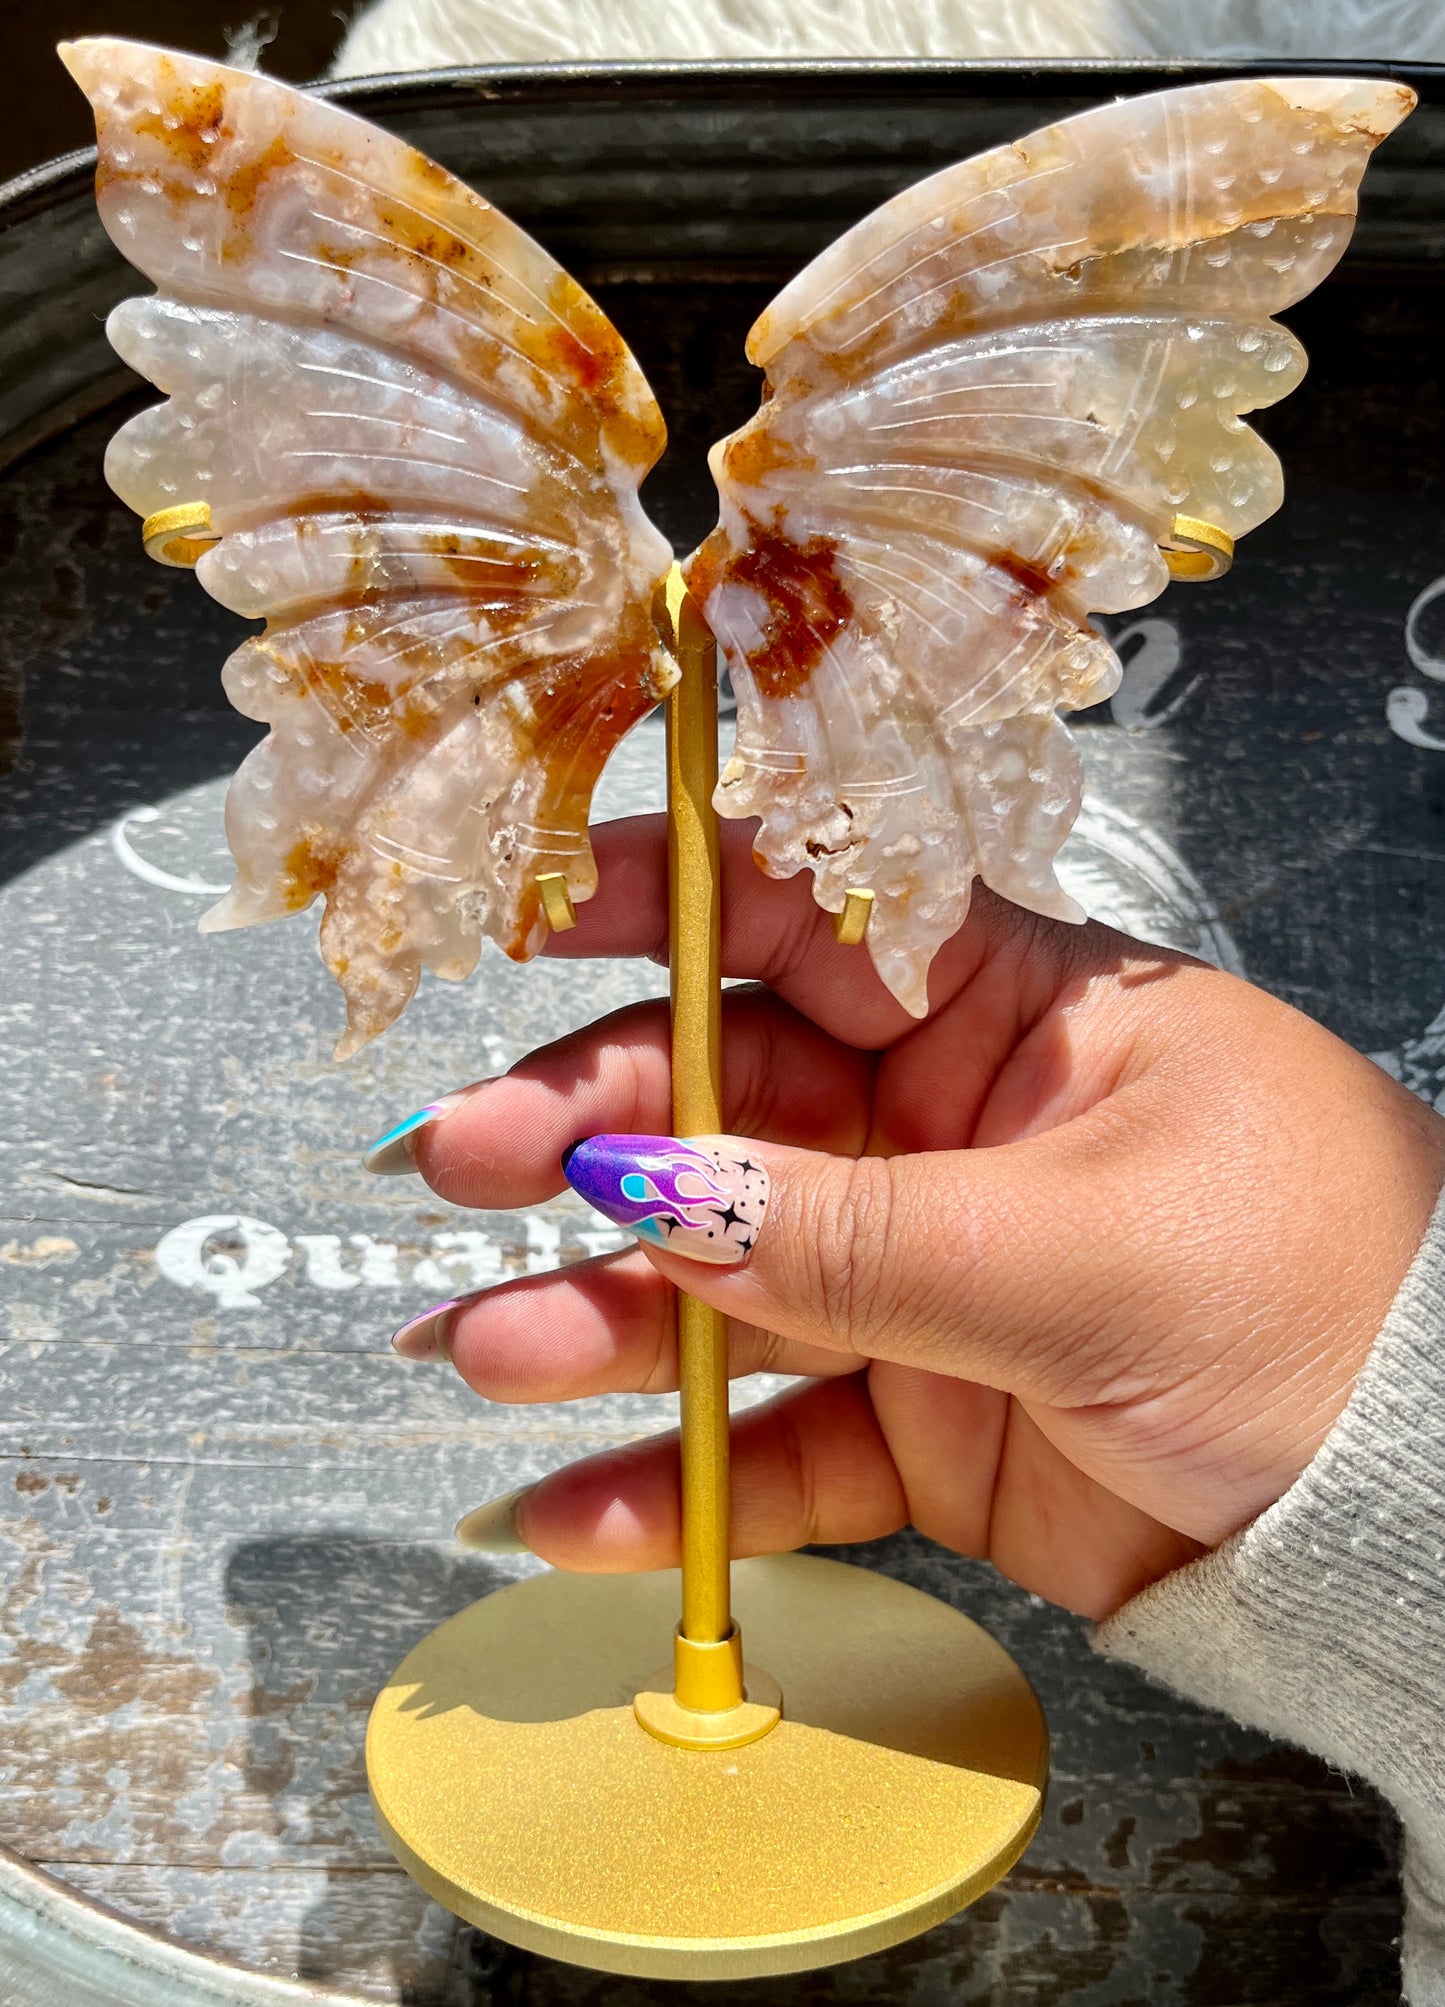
1, 60, 1441, 2005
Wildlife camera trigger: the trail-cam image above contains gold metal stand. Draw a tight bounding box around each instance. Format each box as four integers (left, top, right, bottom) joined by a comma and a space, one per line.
662, 567, 733, 1685
365, 566, 1049, 1979
630, 565, 782, 1747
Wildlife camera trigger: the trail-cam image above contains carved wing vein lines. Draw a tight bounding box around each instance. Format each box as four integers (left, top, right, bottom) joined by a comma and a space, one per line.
523, 656, 646, 819
786, 159, 1076, 342
272, 247, 595, 463
822, 442, 1163, 542
297, 357, 440, 397
295, 160, 576, 339
1168, 103, 1193, 288
351, 606, 573, 675
834, 236, 1094, 353
301, 407, 472, 450
864, 409, 1103, 435
793, 200, 1022, 336
936, 634, 1056, 730
844, 535, 1063, 727
846, 532, 1053, 708
248, 511, 576, 561
828, 541, 1050, 877
840, 547, 958, 651
1100, 337, 1173, 480
824, 497, 1094, 627
276, 238, 532, 364
830, 475, 1005, 520
886, 380, 1061, 412
276, 446, 529, 496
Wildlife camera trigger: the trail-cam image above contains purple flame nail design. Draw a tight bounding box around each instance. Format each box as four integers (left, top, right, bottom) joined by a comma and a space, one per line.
563, 1134, 770, 1267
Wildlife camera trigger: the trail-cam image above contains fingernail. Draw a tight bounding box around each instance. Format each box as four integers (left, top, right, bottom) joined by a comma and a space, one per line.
455, 1485, 534, 1553
364, 1106, 445, 1176
562, 1134, 769, 1268
364, 1082, 497, 1175
390, 1300, 459, 1361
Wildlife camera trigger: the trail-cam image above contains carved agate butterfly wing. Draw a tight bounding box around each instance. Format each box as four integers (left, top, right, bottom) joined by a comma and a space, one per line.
686, 76, 1414, 1017
64, 38, 674, 1056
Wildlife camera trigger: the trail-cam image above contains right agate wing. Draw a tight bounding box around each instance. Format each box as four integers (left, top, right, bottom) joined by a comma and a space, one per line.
686, 75, 1414, 1017
63, 38, 674, 1057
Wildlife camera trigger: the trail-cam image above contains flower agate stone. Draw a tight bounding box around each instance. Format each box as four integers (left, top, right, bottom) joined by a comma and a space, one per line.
686, 75, 1414, 1018
63, 38, 674, 1057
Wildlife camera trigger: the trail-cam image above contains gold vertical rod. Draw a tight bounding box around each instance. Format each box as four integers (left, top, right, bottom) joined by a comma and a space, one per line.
663, 566, 735, 1687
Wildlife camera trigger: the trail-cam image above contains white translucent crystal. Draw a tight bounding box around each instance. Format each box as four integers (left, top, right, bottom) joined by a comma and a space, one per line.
63, 37, 675, 1057
686, 74, 1414, 1017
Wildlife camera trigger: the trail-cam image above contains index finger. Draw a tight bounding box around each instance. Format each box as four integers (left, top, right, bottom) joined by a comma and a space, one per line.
547, 814, 1039, 1049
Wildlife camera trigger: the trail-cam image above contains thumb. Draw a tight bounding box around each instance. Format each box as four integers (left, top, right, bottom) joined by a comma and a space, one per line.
562, 1125, 1127, 1399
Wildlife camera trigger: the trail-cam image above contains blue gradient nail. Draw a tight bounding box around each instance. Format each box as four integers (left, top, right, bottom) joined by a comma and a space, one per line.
364, 1106, 444, 1175
563, 1134, 769, 1267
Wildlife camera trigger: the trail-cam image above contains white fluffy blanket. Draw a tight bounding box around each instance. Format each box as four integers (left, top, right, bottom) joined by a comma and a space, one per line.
332, 0, 1445, 74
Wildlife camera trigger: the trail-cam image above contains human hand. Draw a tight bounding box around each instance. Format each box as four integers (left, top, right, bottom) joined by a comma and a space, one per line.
375, 815, 1445, 1618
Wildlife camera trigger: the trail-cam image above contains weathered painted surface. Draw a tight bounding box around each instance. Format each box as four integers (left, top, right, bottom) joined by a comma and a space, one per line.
3, 64, 1443, 2006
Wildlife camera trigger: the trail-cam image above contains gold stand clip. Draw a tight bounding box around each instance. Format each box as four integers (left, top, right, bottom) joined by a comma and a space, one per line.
141, 502, 221, 569
834, 887, 874, 946
1162, 513, 1234, 583
536, 872, 578, 932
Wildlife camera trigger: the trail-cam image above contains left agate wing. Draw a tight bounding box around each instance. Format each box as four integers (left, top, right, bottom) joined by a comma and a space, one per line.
63, 37, 674, 1057
685, 75, 1414, 1017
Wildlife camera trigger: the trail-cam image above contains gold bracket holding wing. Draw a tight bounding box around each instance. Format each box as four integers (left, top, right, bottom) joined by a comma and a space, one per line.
141, 503, 220, 568
834, 887, 875, 946
536, 872, 578, 932
1161, 513, 1234, 583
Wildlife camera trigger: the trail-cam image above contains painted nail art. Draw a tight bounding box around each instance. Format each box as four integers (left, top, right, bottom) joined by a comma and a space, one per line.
563, 1135, 769, 1268
455, 1486, 534, 1553
364, 1105, 445, 1176
390, 1300, 459, 1361
364, 1081, 497, 1174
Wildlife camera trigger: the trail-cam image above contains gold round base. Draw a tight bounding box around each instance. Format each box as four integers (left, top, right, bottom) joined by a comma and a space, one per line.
366, 1553, 1047, 1982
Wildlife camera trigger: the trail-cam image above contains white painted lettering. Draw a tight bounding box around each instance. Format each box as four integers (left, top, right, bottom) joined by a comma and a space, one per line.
153, 1215, 290, 1310
523, 1215, 561, 1274
411, 1231, 505, 1295
293, 1235, 358, 1291
1107, 617, 1197, 733
1405, 574, 1445, 681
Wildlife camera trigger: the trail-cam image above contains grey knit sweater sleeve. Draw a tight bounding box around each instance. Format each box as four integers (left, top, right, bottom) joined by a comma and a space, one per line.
1094, 1187, 1445, 2005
